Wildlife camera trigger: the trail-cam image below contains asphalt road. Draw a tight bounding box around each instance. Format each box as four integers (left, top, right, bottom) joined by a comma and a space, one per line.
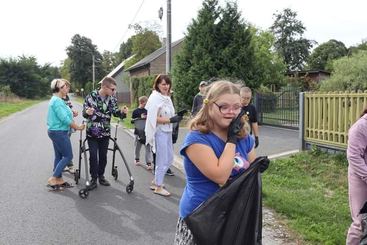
0, 101, 300, 245
0, 101, 184, 245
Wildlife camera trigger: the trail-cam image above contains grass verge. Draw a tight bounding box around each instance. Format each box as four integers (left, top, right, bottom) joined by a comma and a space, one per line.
0, 99, 42, 119
263, 149, 350, 244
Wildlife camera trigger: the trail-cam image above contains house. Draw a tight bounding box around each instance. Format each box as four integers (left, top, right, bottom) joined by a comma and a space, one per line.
125, 38, 184, 78
286, 70, 331, 83
101, 56, 135, 103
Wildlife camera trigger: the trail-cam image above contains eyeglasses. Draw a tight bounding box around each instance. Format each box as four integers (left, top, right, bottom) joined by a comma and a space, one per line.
108, 87, 116, 92
60, 84, 66, 89
213, 102, 242, 114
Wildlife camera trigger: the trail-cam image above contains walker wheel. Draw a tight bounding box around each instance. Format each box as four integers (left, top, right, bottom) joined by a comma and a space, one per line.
74, 169, 80, 184
126, 184, 133, 193
112, 167, 118, 180
79, 189, 89, 199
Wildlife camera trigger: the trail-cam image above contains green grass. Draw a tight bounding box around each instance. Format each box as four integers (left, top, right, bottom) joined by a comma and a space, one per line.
0, 99, 42, 119
263, 150, 350, 244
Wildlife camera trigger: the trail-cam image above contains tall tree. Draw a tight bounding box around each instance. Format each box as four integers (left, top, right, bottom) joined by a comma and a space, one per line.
101, 50, 119, 74
250, 27, 286, 89
60, 58, 71, 82
173, 0, 257, 109
270, 8, 315, 71
215, 1, 255, 86
117, 38, 133, 62
124, 24, 162, 68
173, 0, 220, 109
66, 34, 104, 88
307, 39, 348, 71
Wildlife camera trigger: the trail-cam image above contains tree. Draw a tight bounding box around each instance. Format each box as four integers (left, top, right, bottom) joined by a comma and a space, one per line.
124, 24, 162, 68
60, 58, 71, 82
250, 27, 286, 89
117, 38, 133, 61
215, 1, 256, 87
319, 51, 367, 91
173, 0, 257, 109
348, 39, 367, 55
173, 0, 221, 109
101, 50, 119, 74
307, 39, 348, 71
0, 56, 53, 98
66, 34, 104, 88
270, 8, 315, 71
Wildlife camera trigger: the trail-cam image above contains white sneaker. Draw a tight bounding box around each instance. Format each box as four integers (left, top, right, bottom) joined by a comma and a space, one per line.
67, 165, 75, 174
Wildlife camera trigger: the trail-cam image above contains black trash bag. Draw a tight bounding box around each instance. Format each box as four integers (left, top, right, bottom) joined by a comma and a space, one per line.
172, 109, 187, 144
172, 122, 179, 144
135, 128, 146, 144
184, 156, 269, 245
132, 118, 146, 144
360, 202, 367, 245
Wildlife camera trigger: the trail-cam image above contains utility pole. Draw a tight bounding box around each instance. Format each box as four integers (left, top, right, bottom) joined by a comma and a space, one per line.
166, 0, 171, 74
92, 54, 95, 90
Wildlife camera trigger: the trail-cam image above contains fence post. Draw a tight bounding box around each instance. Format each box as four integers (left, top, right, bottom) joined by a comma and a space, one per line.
299, 92, 305, 150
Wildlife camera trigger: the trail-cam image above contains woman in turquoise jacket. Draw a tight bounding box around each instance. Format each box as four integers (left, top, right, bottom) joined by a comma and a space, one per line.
47, 79, 84, 188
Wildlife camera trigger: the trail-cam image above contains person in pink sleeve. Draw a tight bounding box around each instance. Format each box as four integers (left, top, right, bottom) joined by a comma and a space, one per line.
346, 106, 367, 244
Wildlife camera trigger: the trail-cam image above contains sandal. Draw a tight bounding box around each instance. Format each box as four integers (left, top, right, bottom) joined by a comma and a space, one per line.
60, 182, 73, 188
154, 188, 171, 197
150, 181, 165, 190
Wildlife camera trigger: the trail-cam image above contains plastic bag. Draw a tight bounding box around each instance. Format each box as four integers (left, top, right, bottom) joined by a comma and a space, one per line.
184, 156, 269, 245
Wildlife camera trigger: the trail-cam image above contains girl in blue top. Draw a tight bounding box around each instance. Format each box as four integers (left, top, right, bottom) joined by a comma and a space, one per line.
47, 79, 85, 188
174, 80, 255, 244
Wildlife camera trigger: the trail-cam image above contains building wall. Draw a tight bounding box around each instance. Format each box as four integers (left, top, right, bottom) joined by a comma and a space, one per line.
113, 71, 131, 103
129, 67, 150, 77
150, 42, 184, 75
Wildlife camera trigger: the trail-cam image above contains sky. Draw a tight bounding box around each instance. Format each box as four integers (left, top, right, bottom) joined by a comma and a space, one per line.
1, 0, 366, 66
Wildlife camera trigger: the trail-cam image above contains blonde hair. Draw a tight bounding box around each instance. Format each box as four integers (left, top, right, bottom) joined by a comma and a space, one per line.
138, 96, 148, 103
188, 80, 249, 137
50, 78, 70, 92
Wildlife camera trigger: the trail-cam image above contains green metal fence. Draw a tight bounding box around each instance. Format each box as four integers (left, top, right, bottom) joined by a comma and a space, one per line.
256, 88, 300, 129
302, 91, 367, 150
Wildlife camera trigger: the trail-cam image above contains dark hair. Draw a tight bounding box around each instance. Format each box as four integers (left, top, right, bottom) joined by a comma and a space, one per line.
153, 74, 172, 93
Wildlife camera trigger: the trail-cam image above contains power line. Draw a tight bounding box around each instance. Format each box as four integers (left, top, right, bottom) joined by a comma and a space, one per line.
113, 0, 146, 52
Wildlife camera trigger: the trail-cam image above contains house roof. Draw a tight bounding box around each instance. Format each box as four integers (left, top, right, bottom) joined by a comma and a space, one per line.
107, 55, 135, 77
98, 55, 135, 84
125, 38, 184, 72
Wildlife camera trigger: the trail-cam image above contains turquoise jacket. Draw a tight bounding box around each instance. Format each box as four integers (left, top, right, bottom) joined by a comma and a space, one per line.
47, 95, 73, 131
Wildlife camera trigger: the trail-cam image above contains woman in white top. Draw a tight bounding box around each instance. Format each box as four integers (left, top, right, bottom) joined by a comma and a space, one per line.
145, 74, 182, 196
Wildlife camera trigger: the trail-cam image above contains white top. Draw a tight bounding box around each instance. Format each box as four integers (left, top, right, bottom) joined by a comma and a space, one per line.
145, 90, 175, 153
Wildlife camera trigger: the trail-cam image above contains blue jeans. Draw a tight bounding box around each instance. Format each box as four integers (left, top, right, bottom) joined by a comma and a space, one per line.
48, 130, 73, 178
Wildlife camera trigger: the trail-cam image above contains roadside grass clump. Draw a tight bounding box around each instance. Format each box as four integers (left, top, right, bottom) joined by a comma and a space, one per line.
262, 150, 350, 244
0, 99, 42, 119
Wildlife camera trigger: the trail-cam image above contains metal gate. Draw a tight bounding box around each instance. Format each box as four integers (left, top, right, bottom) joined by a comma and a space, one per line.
255, 88, 299, 129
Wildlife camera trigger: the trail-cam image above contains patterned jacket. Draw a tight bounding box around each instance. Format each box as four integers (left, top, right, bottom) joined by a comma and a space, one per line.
82, 90, 126, 138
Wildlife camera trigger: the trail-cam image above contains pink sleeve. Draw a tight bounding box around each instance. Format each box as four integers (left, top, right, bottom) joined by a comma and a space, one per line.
347, 120, 367, 183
